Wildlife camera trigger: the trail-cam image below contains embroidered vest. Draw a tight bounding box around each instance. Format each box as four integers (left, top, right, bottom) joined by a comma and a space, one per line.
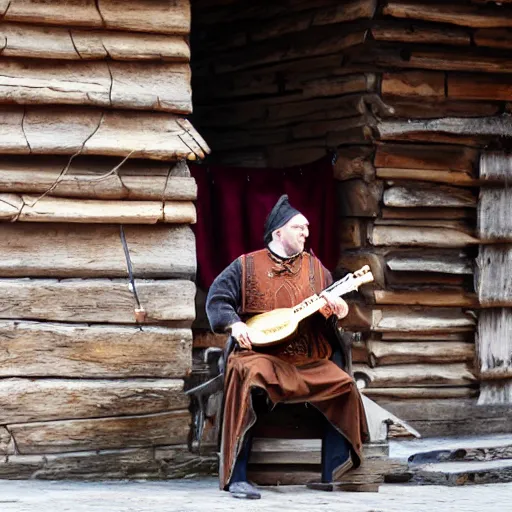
240, 249, 332, 364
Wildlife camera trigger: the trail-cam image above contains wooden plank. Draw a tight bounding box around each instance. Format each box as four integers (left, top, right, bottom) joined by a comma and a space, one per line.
478, 381, 512, 406
479, 188, 512, 242
0, 278, 196, 324
477, 247, 512, 306
474, 28, 512, 49
363, 387, 477, 399
376, 168, 476, 186
384, 184, 476, 208
0, 23, 190, 61
373, 291, 478, 308
380, 332, 473, 341
383, 1, 512, 28
374, 143, 478, 172
382, 71, 445, 98
0, 321, 191, 378
372, 307, 476, 333
0, 59, 191, 114
480, 152, 512, 183
353, 363, 477, 388
8, 410, 190, 454
2, 0, 190, 35
0, 223, 195, 279
0, 157, 196, 201
370, 226, 479, 247
381, 207, 475, 220
372, 23, 470, 46
0, 107, 209, 161
0, 194, 196, 224
367, 341, 475, 366
0, 378, 188, 424
386, 251, 473, 275
448, 74, 512, 102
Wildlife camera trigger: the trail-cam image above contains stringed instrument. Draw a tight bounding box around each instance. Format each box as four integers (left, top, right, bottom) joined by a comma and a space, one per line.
246, 265, 374, 347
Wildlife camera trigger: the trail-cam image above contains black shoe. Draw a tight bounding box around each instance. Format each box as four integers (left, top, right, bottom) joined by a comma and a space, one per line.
228, 481, 261, 499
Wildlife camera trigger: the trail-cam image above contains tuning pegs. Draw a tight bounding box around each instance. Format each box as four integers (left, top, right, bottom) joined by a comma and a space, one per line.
354, 265, 370, 277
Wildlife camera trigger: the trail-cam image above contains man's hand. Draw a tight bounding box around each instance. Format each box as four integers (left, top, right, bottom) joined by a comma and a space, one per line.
319, 292, 349, 320
229, 321, 254, 350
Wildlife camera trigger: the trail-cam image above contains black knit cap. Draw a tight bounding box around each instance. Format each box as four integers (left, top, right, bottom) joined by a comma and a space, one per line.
263, 194, 302, 245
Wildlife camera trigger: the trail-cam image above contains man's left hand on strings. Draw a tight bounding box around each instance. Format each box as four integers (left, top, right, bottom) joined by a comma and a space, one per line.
319, 292, 349, 319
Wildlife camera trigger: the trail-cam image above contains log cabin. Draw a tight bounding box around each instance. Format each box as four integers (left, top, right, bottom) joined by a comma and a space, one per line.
0, 0, 511, 482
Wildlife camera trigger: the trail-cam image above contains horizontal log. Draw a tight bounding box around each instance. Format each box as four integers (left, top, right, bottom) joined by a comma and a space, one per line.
381, 207, 475, 220
378, 116, 512, 140
474, 28, 512, 49
480, 152, 512, 183
0, 223, 195, 278
353, 363, 477, 388
374, 219, 474, 234
380, 332, 473, 341
0, 194, 196, 224
373, 290, 478, 308
478, 381, 512, 406
370, 226, 479, 247
1, 0, 190, 35
0, 59, 191, 114
478, 310, 512, 380
367, 341, 475, 366
376, 168, 476, 186
333, 146, 375, 181
0, 157, 196, 200
0, 378, 188, 424
0, 321, 192, 378
372, 307, 476, 333
0, 107, 209, 161
363, 387, 477, 399
386, 251, 473, 275
0, 278, 196, 324
8, 410, 190, 454
374, 143, 478, 172
372, 23, 470, 46
478, 188, 512, 242
0, 22, 190, 61
385, 270, 470, 288
477, 247, 512, 307
301, 73, 376, 99
383, 1, 512, 28
448, 74, 512, 102
382, 71, 445, 98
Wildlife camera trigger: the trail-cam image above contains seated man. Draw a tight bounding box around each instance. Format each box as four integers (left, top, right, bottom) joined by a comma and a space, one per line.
206, 195, 369, 500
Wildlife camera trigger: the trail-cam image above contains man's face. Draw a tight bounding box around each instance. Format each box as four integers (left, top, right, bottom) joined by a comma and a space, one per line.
276, 213, 309, 256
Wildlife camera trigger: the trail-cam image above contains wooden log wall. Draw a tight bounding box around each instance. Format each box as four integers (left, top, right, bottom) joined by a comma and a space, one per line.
0, 0, 213, 479
191, 0, 512, 434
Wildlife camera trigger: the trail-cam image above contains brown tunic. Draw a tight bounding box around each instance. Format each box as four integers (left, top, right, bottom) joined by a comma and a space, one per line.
218, 249, 369, 489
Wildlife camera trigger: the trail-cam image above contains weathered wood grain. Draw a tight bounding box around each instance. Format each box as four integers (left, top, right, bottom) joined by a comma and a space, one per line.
0, 321, 191, 378
0, 194, 196, 224
0, 0, 191, 35
382, 71, 445, 98
477, 247, 512, 306
383, 184, 476, 208
353, 363, 477, 388
8, 410, 191, 454
0, 278, 196, 324
370, 226, 479, 247
448, 74, 512, 102
376, 168, 476, 186
0, 22, 190, 61
0, 107, 209, 161
372, 23, 470, 46
363, 387, 477, 399
372, 307, 476, 333
480, 152, 512, 183
386, 251, 473, 275
0, 378, 188, 424
373, 290, 478, 308
478, 188, 512, 242
367, 341, 475, 366
0, 157, 196, 200
381, 207, 475, 220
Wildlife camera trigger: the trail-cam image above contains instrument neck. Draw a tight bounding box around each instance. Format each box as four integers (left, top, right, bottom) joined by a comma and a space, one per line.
292, 294, 328, 322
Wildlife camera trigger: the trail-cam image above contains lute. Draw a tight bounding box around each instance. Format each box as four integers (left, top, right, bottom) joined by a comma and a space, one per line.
246, 265, 374, 347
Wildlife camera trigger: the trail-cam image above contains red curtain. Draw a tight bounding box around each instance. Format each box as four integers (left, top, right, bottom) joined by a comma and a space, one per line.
190, 156, 336, 289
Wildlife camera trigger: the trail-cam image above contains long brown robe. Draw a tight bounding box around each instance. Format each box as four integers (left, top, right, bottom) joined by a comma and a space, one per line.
208, 249, 369, 489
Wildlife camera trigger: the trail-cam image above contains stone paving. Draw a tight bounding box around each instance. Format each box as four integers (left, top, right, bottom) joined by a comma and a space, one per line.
0, 478, 510, 512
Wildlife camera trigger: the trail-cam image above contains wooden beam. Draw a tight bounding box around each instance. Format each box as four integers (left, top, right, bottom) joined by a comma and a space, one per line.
0, 107, 209, 161
372, 23, 470, 46
0, 378, 188, 424
363, 387, 477, 399
370, 226, 479, 247
1, 0, 191, 35
0, 59, 191, 114
333, 146, 375, 182
386, 251, 473, 275
0, 278, 196, 324
374, 143, 478, 172
376, 168, 476, 186
448, 74, 512, 102
383, 184, 477, 208
480, 152, 512, 183
382, 71, 445, 98
0, 321, 192, 378
474, 28, 512, 49
0, 22, 190, 61
353, 363, 477, 388
0, 157, 196, 201
372, 307, 476, 333
8, 410, 190, 454
478, 188, 512, 242
0, 194, 196, 224
367, 341, 475, 365
373, 290, 478, 308
477, 247, 512, 306
381, 207, 475, 220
